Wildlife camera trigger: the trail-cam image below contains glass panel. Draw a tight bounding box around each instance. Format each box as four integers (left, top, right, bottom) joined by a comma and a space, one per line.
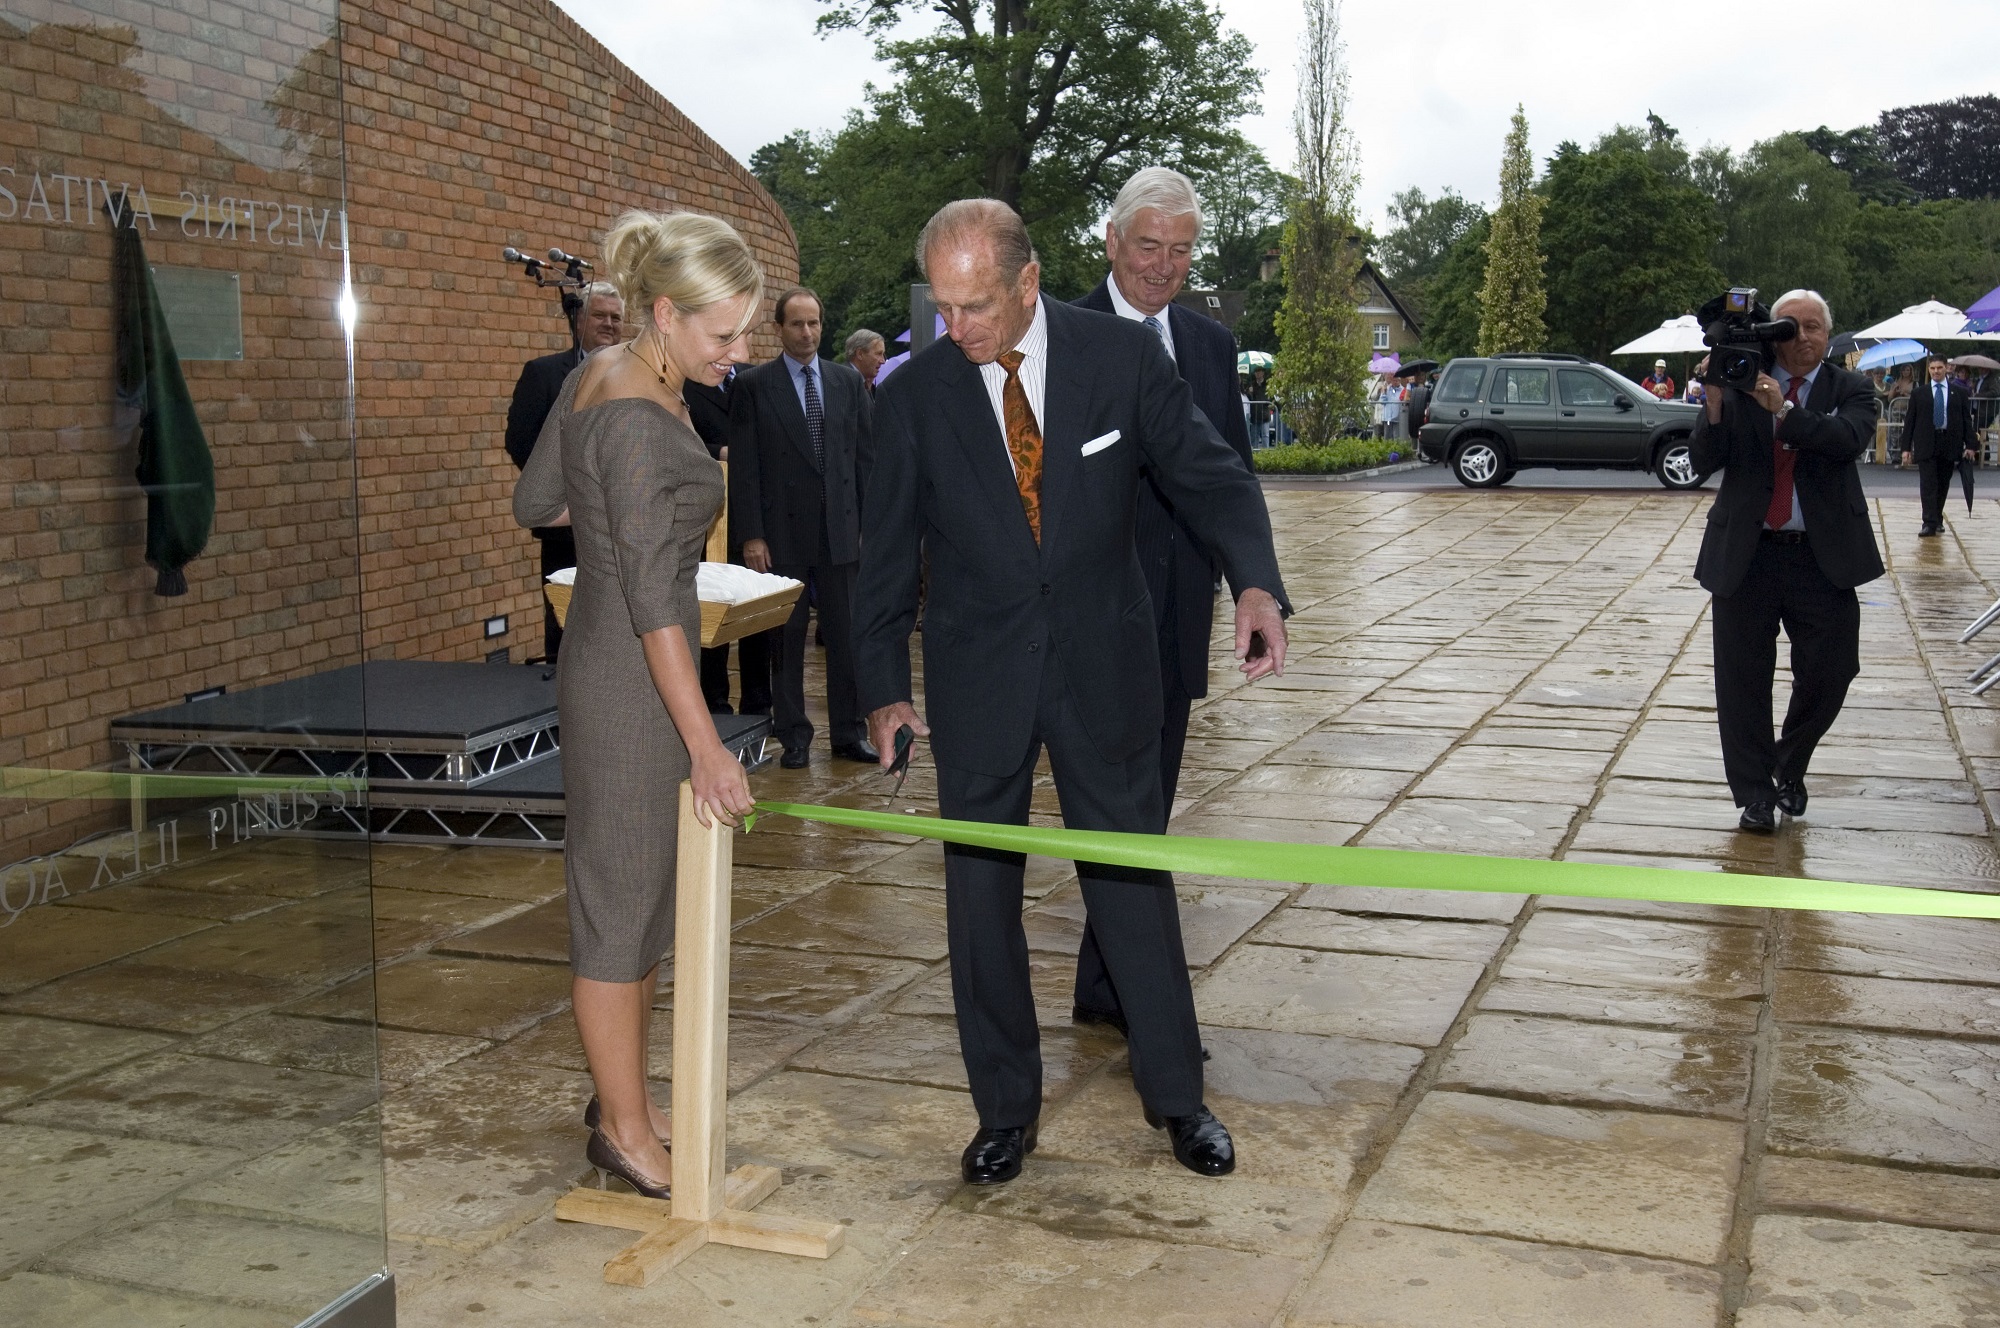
1434, 361, 1487, 403
0, 0, 380, 1321
1494, 368, 1550, 405
1558, 369, 1617, 408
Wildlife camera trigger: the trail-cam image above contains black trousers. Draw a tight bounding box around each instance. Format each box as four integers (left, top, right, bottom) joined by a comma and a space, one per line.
537, 529, 576, 662
700, 631, 772, 715
771, 546, 862, 751
941, 662, 1202, 1129
1918, 451, 1960, 529
1710, 538, 1860, 806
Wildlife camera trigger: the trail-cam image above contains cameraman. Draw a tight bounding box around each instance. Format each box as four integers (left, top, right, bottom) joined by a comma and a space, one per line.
1689, 290, 1881, 834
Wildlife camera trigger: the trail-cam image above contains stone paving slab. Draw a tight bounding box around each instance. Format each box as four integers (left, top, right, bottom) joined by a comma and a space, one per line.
1737, 1216, 2000, 1325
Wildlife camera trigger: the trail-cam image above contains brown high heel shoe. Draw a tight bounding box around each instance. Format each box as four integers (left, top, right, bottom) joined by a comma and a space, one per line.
582, 1095, 672, 1147
585, 1126, 671, 1200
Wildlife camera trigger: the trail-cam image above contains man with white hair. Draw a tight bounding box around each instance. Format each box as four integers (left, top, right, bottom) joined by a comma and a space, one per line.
1071, 165, 1260, 1043
845, 327, 888, 395
1689, 289, 1881, 833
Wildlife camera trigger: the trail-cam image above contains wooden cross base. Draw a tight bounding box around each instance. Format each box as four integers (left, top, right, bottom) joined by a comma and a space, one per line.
552, 783, 844, 1287
554, 1165, 843, 1287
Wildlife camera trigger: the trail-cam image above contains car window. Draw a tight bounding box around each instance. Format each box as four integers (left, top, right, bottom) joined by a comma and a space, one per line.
1434, 362, 1485, 403
1492, 367, 1550, 405
1599, 368, 1656, 401
1558, 370, 1618, 407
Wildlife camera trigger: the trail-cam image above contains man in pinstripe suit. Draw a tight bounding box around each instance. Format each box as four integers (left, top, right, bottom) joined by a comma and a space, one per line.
1072, 167, 1262, 1039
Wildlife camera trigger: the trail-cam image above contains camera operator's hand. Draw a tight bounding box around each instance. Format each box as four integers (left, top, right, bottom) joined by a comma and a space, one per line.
1749, 374, 1785, 415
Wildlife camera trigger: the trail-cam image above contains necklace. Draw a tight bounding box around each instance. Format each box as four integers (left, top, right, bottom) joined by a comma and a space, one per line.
626, 338, 669, 389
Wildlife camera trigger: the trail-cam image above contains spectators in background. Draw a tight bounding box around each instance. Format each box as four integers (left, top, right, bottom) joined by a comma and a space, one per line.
1642, 359, 1677, 401
845, 328, 887, 396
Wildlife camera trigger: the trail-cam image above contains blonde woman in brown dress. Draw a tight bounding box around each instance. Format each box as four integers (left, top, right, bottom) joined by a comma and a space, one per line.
514, 210, 760, 1197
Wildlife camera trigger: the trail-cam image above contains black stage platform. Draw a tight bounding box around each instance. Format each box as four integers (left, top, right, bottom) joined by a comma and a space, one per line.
113, 661, 772, 846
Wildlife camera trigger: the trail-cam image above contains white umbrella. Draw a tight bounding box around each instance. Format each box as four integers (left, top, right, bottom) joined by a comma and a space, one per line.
1611, 315, 1708, 356
1852, 299, 2000, 342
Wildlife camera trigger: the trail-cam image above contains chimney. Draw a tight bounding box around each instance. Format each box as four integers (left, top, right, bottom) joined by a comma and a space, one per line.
1258, 249, 1281, 284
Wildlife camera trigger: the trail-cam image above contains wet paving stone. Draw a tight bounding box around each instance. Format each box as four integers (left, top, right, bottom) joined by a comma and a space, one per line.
0, 1123, 242, 1272
8, 1051, 375, 1154
1292, 1221, 1722, 1328
1296, 883, 1527, 923
1439, 1013, 1752, 1117
1267, 727, 1457, 771
1774, 970, 2000, 1039
1022, 883, 1285, 967
1197, 944, 1484, 1046
788, 1011, 1114, 1099
188, 1012, 487, 1084
728, 865, 840, 926
1759, 1155, 2000, 1234
1184, 787, 1393, 825
1779, 912, 2000, 983
179, 1108, 385, 1235
0, 906, 213, 995
52, 880, 294, 922
0, 1270, 281, 1328
1354, 1092, 1742, 1263
1766, 1025, 2000, 1170
848, 839, 1073, 896
656, 946, 928, 1027
730, 882, 947, 962
846, 1211, 1306, 1327
1359, 797, 1577, 856
433, 897, 568, 964
1737, 1216, 2000, 1326
297, 955, 573, 1041
728, 1070, 974, 1174
1256, 908, 1508, 963
369, 846, 567, 902
0, 959, 318, 1035
955, 1158, 1342, 1258
1501, 911, 1765, 1000
1219, 762, 1415, 800
0, 1014, 174, 1109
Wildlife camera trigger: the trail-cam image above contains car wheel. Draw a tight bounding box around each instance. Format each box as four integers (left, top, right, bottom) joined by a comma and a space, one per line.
1451, 438, 1508, 488
1655, 439, 1705, 489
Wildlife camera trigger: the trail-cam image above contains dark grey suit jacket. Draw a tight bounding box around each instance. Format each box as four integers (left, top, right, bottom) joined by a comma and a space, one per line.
855, 297, 1289, 776
1074, 281, 1257, 698
728, 355, 869, 566
1690, 360, 1883, 596
1898, 380, 1976, 462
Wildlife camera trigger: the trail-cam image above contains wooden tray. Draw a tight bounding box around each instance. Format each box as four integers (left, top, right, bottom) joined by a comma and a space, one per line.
545, 580, 800, 649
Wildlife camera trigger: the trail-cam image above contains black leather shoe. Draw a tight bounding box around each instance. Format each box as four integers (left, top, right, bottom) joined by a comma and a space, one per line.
1144, 1105, 1235, 1177
1071, 1003, 1129, 1037
779, 746, 809, 769
1776, 779, 1807, 818
1919, 525, 1941, 537
1739, 802, 1777, 833
831, 740, 880, 763
961, 1123, 1037, 1185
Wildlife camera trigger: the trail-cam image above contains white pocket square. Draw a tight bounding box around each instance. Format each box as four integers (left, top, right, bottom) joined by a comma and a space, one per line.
1081, 430, 1121, 457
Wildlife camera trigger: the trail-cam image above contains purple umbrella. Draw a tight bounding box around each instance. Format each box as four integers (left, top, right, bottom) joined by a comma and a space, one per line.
874, 350, 911, 383
1965, 284, 2000, 334
1367, 353, 1400, 374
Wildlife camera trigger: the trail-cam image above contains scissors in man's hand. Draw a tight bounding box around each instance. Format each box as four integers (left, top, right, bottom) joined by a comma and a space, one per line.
882, 724, 915, 796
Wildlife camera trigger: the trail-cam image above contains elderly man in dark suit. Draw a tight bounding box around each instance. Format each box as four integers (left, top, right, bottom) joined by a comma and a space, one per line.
856, 199, 1290, 1185
1071, 166, 1259, 1045
1690, 289, 1882, 833
1899, 355, 1978, 537
504, 282, 623, 661
731, 287, 876, 767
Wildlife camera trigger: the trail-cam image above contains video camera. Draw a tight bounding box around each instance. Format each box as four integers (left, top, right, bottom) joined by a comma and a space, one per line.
1698, 288, 1797, 393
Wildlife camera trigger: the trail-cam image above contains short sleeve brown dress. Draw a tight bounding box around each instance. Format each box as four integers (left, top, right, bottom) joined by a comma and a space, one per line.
513, 367, 724, 983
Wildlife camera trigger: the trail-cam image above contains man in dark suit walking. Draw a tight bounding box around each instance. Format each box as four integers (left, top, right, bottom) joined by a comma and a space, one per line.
686, 369, 773, 716
731, 287, 876, 767
1071, 166, 1260, 1043
1690, 289, 1881, 833
1899, 355, 1977, 537
504, 282, 624, 661
856, 199, 1290, 1184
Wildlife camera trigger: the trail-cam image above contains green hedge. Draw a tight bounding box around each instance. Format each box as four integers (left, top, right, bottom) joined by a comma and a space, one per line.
1252, 437, 1409, 474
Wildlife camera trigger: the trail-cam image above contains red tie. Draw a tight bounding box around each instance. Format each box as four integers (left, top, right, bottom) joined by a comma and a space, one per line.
1765, 376, 1805, 530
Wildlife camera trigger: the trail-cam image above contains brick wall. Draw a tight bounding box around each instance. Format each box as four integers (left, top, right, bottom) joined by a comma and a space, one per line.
0, 0, 797, 856
341, 0, 797, 663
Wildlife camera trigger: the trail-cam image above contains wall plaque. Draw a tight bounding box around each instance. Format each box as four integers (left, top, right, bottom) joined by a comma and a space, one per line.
149, 265, 243, 361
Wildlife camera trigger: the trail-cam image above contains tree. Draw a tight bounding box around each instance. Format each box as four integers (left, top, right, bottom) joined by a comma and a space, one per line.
1712, 134, 1857, 315
1847, 197, 2000, 326
1476, 105, 1546, 356
1377, 185, 1484, 325
1196, 140, 1288, 290
1419, 213, 1489, 361
1878, 96, 2000, 201
1799, 124, 1917, 205
1272, 0, 1369, 444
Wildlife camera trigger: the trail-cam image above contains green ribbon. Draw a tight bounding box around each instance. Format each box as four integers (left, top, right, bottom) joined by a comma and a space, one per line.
754, 801, 2000, 921
0, 768, 365, 801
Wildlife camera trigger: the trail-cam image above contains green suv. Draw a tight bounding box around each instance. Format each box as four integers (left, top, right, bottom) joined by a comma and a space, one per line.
1416, 353, 1704, 489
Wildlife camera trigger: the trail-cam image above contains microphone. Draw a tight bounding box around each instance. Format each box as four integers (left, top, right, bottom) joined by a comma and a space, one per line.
548, 247, 592, 270
502, 246, 521, 262
502, 247, 545, 273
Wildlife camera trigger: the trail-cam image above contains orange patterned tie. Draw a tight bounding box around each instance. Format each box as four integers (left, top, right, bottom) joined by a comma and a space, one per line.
997, 349, 1043, 541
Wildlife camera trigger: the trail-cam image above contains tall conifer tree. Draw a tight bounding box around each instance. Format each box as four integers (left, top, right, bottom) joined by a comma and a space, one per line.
1477, 105, 1547, 355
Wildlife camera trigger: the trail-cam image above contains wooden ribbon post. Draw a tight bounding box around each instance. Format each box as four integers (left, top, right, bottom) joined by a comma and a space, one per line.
552, 782, 844, 1286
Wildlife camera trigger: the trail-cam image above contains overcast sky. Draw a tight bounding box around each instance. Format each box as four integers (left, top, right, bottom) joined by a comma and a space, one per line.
559, 0, 1995, 231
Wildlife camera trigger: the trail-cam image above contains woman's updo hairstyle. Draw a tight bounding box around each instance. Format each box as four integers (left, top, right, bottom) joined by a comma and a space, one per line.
601, 209, 764, 340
